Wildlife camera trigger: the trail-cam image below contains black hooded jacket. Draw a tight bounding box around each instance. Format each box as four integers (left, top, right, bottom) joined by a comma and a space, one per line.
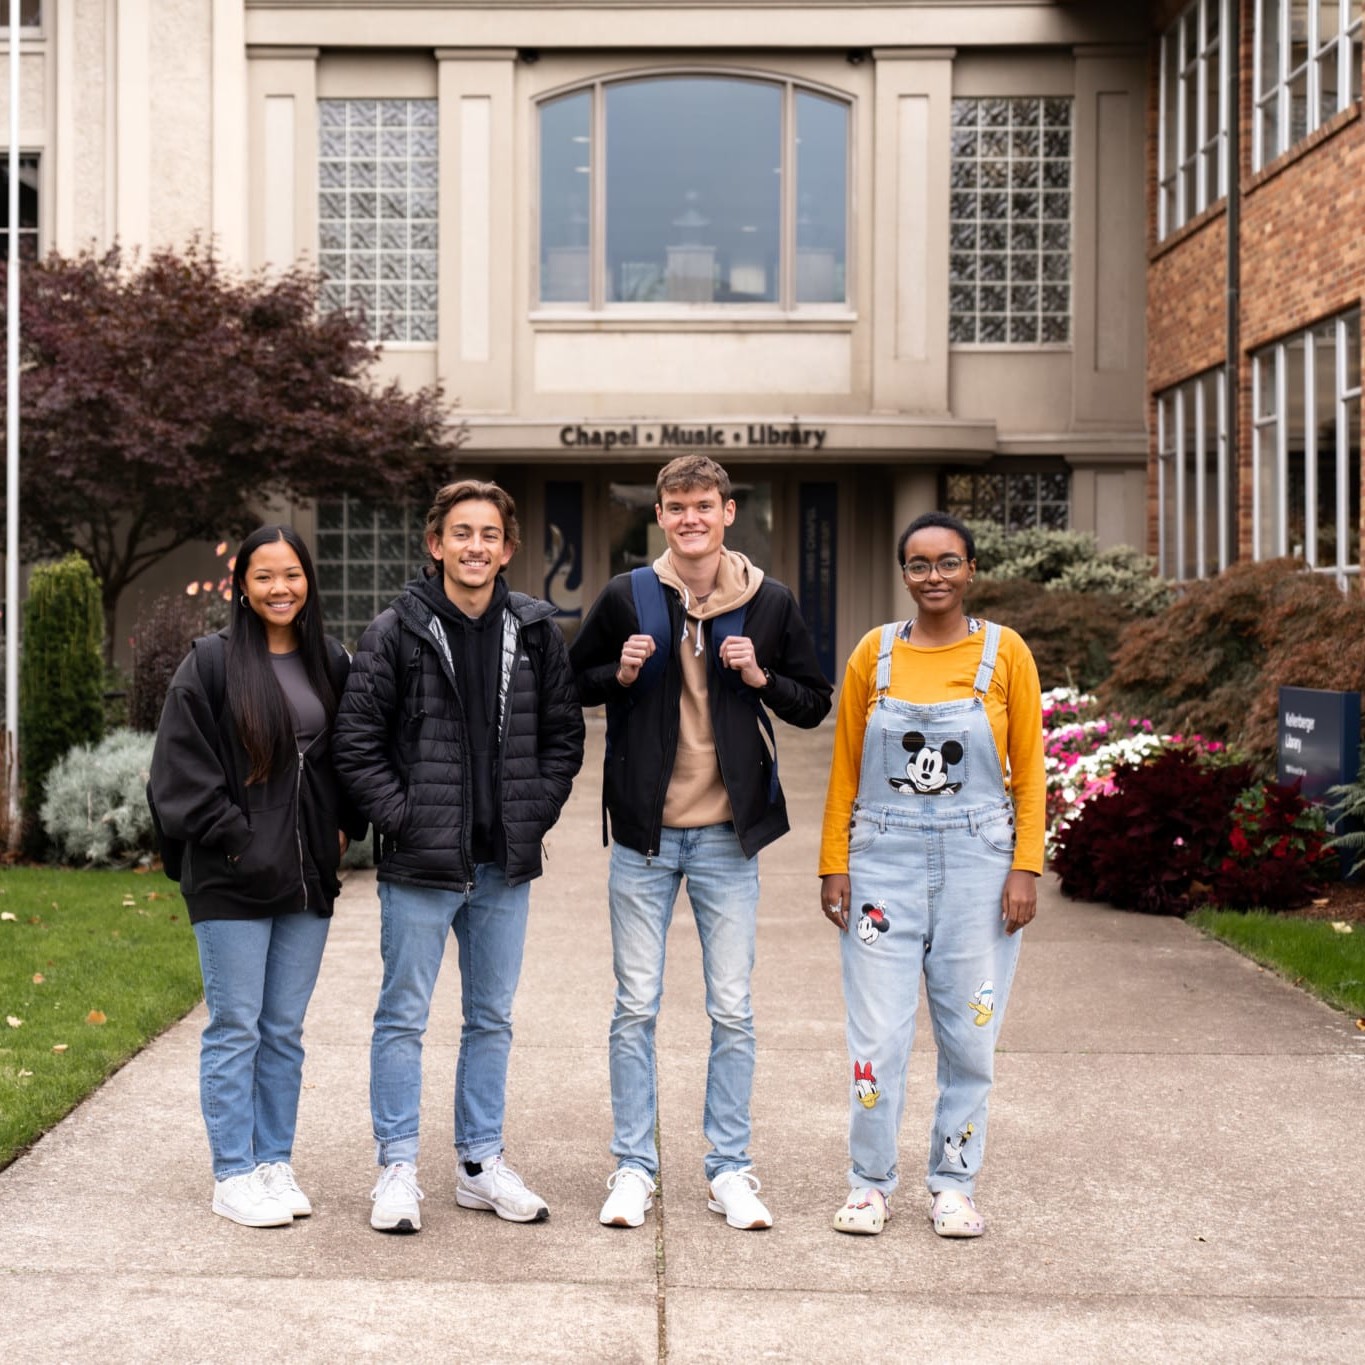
148, 631, 367, 924
332, 573, 585, 890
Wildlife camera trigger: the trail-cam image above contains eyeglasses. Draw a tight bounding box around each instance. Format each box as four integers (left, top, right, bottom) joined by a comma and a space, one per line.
901, 555, 967, 580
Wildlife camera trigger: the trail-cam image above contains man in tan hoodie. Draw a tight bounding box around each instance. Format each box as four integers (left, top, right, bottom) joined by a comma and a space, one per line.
570, 455, 832, 1230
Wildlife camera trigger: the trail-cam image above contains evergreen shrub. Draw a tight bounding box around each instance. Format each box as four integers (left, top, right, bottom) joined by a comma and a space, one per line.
19, 554, 106, 845
1103, 559, 1365, 764
39, 729, 157, 866
967, 522, 1173, 615
965, 578, 1133, 691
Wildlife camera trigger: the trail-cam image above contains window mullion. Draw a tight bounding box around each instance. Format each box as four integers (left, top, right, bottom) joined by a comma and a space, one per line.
1337, 316, 1351, 584
1194, 376, 1208, 577
591, 82, 605, 309
1275, 344, 1289, 558
1175, 386, 1187, 580
1219, 0, 1230, 197
1159, 33, 1170, 236
1195, 11, 1208, 215
1305, 331, 1318, 567
1157, 398, 1168, 575
1216, 367, 1230, 570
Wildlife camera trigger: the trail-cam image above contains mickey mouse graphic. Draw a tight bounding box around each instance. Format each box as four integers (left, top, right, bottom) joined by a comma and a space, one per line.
889, 731, 964, 796
853, 1061, 880, 1109
855, 902, 891, 946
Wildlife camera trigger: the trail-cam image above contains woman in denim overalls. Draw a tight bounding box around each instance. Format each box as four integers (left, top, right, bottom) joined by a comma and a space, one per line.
819, 513, 1045, 1237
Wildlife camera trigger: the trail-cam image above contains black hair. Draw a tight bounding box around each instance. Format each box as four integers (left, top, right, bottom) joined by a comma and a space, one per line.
897, 512, 976, 568
226, 525, 337, 785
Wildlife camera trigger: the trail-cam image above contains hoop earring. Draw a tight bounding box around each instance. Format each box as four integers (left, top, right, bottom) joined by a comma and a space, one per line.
239, 593, 249, 609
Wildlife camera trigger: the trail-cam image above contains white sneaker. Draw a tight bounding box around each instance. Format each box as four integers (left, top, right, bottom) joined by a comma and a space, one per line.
257, 1161, 311, 1218
212, 1169, 294, 1228
599, 1167, 655, 1228
370, 1162, 424, 1233
454, 1156, 549, 1223
707, 1168, 773, 1229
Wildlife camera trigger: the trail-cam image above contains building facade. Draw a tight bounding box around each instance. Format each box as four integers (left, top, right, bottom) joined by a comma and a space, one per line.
1149, 0, 1363, 587
2, 2, 1152, 667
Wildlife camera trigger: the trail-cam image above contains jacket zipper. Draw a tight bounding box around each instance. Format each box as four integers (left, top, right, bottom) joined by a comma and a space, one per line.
294, 747, 307, 910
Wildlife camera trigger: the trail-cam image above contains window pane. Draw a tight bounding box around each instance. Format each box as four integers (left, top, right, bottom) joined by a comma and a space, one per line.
0, 1, 42, 27
540, 92, 592, 303
1260, 0, 1283, 99
0, 154, 40, 261
795, 92, 847, 303
1286, 334, 1307, 557
605, 78, 781, 304
1200, 375, 1221, 570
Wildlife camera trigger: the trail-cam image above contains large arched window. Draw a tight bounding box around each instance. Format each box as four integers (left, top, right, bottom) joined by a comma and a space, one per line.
538, 73, 849, 309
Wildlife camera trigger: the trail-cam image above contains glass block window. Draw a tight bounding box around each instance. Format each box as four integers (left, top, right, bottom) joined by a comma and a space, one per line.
1251, 308, 1361, 586
1158, 0, 1229, 239
943, 467, 1070, 532
0, 155, 40, 262
318, 99, 438, 343
1156, 368, 1234, 579
1254, 0, 1363, 169
949, 97, 1072, 346
314, 497, 427, 648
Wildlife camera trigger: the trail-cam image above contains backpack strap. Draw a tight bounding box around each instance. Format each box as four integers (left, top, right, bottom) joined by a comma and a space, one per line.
629, 566, 672, 694
192, 632, 228, 719
707, 603, 780, 807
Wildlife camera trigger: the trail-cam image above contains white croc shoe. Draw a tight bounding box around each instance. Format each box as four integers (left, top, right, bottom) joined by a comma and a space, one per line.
833, 1186, 890, 1235
930, 1189, 985, 1238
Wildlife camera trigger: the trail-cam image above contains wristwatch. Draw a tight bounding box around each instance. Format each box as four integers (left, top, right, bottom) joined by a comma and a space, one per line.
760, 668, 775, 690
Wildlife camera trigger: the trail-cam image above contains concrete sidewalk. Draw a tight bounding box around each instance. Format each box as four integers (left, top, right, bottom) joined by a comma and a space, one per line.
4, 716, 1364, 1362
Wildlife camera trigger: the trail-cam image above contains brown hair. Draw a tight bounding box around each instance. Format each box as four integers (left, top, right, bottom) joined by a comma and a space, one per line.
424, 479, 521, 569
654, 455, 732, 505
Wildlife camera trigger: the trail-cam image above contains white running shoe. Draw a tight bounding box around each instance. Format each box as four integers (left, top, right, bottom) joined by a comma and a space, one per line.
256, 1161, 311, 1218
599, 1167, 655, 1228
212, 1168, 294, 1228
370, 1162, 424, 1233
707, 1168, 773, 1229
454, 1156, 549, 1223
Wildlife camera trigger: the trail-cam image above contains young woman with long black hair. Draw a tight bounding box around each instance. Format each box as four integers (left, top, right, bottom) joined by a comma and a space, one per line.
150, 525, 365, 1226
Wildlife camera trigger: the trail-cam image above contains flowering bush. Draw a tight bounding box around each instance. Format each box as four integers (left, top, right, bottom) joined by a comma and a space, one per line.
1041, 688, 1225, 853
1214, 781, 1329, 909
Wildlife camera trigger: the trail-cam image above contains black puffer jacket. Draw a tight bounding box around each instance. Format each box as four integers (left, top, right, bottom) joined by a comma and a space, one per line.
148, 632, 366, 924
333, 575, 585, 890
570, 572, 832, 859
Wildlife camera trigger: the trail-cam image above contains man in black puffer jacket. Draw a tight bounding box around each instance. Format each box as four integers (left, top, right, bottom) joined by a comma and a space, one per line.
334, 480, 584, 1235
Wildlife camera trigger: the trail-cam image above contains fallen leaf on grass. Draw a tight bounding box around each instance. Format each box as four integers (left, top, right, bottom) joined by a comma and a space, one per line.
1330, 922, 1354, 934
85, 1010, 107, 1025
0, 911, 16, 922
1356, 1019, 1365, 1032
32, 973, 44, 984
144, 892, 170, 902
121, 896, 136, 908
6, 1016, 22, 1028
17, 1069, 32, 1078
51, 1044, 68, 1053
1312, 897, 1331, 906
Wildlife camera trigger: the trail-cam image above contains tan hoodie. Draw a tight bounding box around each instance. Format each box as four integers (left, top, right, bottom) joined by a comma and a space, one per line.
653, 548, 764, 829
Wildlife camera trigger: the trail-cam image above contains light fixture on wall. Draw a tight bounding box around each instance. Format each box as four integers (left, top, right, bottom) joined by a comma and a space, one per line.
846, 50, 868, 66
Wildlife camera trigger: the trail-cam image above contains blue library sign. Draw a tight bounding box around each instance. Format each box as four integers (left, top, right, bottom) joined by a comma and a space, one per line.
1278, 687, 1360, 823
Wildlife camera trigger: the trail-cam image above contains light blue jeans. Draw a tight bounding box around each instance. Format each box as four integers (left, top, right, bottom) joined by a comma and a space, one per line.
370, 869, 530, 1167
841, 804, 1022, 1198
193, 912, 331, 1180
608, 823, 760, 1181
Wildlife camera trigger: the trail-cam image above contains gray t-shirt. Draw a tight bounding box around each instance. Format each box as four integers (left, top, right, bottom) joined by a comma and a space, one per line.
270, 650, 325, 746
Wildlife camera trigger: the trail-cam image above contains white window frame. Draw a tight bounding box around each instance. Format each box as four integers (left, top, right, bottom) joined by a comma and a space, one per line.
1254, 0, 1364, 170
1157, 368, 1232, 579
1252, 308, 1362, 587
1158, 0, 1230, 238
0, 151, 41, 262
533, 69, 853, 316
0, 1, 42, 32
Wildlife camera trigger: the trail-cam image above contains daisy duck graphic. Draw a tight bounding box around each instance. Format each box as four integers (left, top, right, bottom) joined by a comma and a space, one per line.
853, 1061, 880, 1109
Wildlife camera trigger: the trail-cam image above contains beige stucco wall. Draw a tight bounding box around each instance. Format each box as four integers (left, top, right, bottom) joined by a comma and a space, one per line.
149, 0, 213, 247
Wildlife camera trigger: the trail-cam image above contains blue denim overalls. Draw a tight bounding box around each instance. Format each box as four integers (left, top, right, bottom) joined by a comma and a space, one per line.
841, 619, 1022, 1198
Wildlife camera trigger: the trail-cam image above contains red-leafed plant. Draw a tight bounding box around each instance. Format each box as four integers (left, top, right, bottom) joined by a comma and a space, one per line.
1051, 748, 1256, 914
1213, 781, 1330, 909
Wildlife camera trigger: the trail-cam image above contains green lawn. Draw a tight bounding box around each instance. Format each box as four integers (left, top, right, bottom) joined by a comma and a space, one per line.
0, 867, 203, 1168
1188, 908, 1365, 1017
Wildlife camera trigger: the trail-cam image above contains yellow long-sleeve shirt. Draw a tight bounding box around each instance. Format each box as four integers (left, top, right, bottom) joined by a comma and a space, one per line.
819, 622, 1046, 876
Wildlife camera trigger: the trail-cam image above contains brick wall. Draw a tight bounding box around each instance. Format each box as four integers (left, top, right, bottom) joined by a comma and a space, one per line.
1145, 0, 1365, 561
